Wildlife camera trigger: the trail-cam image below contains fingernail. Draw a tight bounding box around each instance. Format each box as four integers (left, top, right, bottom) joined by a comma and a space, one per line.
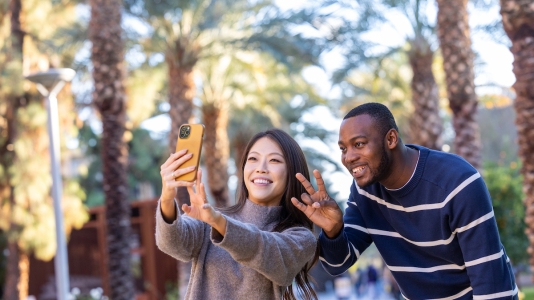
313, 203, 320, 208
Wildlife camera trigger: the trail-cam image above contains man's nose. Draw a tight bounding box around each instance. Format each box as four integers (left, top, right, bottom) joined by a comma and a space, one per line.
345, 149, 360, 163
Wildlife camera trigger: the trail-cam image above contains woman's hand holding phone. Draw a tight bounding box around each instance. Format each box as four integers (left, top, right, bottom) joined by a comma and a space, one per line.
184, 169, 227, 236
159, 150, 197, 222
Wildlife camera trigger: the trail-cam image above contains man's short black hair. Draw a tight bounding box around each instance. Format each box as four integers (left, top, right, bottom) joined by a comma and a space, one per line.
343, 102, 399, 137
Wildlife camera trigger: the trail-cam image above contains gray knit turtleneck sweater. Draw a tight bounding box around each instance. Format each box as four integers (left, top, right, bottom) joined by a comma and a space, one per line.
155, 199, 317, 300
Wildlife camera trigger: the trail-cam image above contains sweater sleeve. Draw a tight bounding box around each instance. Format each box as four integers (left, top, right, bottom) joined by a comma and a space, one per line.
211, 218, 317, 287
450, 174, 518, 299
154, 198, 206, 262
318, 183, 373, 276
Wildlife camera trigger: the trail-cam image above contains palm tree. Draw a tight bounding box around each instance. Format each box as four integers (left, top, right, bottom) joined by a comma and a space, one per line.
89, 0, 134, 298
408, 35, 443, 149
0, 1, 88, 298
499, 0, 534, 279
123, 1, 325, 295
329, 0, 443, 149
125, 0, 321, 202
1, 2, 24, 299
436, 0, 482, 169
338, 54, 415, 141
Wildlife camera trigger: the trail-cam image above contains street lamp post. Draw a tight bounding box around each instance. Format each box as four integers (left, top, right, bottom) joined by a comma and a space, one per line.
25, 68, 76, 300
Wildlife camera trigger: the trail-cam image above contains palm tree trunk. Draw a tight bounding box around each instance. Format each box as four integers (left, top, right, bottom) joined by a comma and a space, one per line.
3, 242, 20, 300
436, 0, 482, 169
166, 53, 195, 211
166, 49, 195, 300
500, 0, 534, 282
202, 102, 230, 207
18, 252, 28, 300
89, 0, 134, 299
233, 130, 253, 170
408, 36, 443, 150
2, 0, 25, 298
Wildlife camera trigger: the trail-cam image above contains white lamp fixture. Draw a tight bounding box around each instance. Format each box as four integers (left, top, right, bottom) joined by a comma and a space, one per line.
25, 68, 76, 300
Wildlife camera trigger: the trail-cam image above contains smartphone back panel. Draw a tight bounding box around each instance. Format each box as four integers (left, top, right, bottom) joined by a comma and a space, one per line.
175, 124, 204, 182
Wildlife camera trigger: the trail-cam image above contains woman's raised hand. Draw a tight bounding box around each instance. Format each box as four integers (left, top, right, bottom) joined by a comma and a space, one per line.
183, 169, 224, 229
160, 149, 197, 203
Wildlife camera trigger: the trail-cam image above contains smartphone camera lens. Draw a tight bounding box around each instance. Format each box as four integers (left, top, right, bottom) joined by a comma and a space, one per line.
179, 125, 191, 138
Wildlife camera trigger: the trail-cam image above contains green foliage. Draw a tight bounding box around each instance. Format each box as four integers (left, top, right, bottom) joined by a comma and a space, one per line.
5, 100, 88, 261
483, 161, 528, 264
78, 123, 166, 206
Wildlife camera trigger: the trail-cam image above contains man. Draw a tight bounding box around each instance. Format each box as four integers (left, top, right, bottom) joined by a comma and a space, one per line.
291, 102, 518, 299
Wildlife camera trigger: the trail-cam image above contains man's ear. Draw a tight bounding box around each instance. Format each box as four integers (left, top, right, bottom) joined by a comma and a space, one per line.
385, 129, 399, 149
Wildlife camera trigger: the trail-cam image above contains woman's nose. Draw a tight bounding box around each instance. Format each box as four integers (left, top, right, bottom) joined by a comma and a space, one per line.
256, 160, 268, 173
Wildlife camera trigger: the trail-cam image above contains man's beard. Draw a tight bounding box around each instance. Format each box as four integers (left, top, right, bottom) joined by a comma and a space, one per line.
358, 142, 392, 188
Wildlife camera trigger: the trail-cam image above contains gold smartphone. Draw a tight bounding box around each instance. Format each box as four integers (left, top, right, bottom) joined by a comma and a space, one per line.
175, 124, 205, 182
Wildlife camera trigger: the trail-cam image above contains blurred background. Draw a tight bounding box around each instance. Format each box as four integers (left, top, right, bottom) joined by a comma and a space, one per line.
0, 0, 533, 299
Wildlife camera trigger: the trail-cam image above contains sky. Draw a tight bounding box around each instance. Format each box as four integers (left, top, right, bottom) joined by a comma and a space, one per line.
140, 0, 516, 201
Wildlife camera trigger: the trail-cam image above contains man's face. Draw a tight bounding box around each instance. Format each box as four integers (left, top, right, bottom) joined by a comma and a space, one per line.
338, 115, 392, 188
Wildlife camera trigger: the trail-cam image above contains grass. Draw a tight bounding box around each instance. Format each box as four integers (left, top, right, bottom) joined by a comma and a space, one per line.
522, 286, 534, 300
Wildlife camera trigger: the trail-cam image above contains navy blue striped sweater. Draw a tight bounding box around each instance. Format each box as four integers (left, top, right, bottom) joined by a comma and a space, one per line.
319, 145, 518, 299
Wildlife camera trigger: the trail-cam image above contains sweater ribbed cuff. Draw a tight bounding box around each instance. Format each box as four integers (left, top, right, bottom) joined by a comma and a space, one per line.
319, 229, 347, 253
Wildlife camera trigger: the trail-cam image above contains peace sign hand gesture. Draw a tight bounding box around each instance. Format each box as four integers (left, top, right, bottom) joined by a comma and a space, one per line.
291, 169, 344, 238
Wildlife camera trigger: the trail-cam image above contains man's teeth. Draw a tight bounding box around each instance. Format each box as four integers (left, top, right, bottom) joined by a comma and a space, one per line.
352, 166, 365, 173
254, 179, 270, 184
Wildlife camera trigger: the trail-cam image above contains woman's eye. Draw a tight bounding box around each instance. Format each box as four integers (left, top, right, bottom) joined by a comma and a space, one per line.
270, 159, 281, 163
247, 157, 256, 161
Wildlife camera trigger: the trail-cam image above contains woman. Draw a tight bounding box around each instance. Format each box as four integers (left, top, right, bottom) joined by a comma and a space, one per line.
156, 129, 318, 300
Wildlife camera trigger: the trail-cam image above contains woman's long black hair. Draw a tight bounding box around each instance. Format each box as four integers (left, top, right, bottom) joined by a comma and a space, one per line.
221, 128, 319, 300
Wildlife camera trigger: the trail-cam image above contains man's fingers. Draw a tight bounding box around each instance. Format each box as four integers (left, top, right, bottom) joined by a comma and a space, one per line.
300, 193, 314, 206
291, 197, 306, 211
313, 169, 327, 191
295, 173, 316, 195
312, 199, 339, 210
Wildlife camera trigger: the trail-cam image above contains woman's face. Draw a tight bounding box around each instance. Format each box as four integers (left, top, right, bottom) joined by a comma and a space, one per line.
243, 137, 288, 206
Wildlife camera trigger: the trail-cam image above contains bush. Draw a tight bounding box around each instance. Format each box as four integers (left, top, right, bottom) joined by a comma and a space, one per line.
483, 161, 528, 265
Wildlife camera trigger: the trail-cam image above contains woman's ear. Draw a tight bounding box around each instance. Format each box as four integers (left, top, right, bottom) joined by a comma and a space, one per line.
385, 129, 399, 149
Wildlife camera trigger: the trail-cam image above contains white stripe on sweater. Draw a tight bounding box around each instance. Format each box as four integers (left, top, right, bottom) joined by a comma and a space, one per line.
402, 285, 517, 300
465, 249, 503, 267
427, 287, 473, 300
344, 211, 494, 247
384, 249, 505, 273
355, 173, 481, 212
320, 242, 360, 267
387, 263, 465, 273
473, 285, 518, 299
319, 242, 354, 268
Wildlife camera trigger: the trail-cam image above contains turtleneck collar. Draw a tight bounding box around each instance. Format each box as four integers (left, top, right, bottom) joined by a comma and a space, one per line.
238, 199, 283, 229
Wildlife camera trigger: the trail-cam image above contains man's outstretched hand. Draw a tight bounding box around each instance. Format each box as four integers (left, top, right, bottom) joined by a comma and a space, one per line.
291, 169, 344, 238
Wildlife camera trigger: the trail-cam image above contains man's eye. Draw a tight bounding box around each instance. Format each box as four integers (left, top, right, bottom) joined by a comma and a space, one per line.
355, 142, 364, 147
339, 147, 346, 152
